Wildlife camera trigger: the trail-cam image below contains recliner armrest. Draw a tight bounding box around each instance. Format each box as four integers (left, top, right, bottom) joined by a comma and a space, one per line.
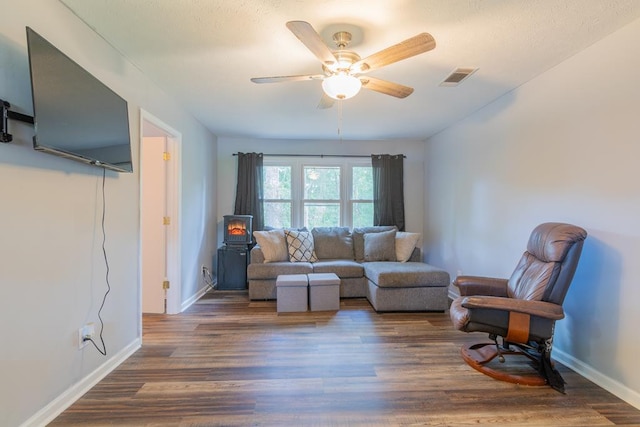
461, 296, 565, 320
454, 276, 509, 297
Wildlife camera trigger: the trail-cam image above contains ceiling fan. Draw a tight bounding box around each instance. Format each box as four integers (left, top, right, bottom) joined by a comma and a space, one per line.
251, 21, 436, 108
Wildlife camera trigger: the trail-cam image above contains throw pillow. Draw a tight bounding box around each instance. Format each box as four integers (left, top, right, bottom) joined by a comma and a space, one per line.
285, 229, 318, 262
253, 229, 288, 263
395, 232, 421, 262
352, 226, 397, 261
363, 229, 397, 262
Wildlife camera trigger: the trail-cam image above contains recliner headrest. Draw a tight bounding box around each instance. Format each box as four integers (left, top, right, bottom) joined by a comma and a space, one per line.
527, 222, 587, 263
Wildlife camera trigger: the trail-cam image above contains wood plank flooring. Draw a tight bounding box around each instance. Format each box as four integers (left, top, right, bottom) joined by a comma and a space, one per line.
51, 291, 640, 426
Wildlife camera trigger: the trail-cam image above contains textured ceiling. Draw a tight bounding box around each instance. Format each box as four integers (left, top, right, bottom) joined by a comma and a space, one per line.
60, 0, 640, 141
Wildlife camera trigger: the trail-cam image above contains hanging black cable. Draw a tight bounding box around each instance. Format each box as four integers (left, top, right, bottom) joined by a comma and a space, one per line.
85, 168, 109, 356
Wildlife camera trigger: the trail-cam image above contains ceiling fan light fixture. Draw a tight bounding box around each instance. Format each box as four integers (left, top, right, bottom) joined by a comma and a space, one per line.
322, 74, 362, 100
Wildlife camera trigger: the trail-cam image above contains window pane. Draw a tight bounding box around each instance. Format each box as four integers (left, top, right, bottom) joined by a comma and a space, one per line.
304, 167, 340, 200
263, 166, 291, 199
304, 203, 340, 228
264, 202, 291, 229
352, 166, 373, 199
262, 163, 375, 229
352, 202, 373, 228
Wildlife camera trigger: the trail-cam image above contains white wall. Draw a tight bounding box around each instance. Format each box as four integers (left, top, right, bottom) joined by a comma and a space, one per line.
179, 122, 218, 307
425, 17, 640, 407
217, 136, 426, 254
0, 1, 217, 425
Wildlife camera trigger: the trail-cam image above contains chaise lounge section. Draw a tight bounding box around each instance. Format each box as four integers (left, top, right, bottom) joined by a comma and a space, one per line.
364, 261, 450, 311
247, 226, 450, 312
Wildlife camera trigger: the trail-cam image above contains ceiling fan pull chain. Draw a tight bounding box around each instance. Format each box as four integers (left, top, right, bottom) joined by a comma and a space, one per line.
338, 99, 343, 141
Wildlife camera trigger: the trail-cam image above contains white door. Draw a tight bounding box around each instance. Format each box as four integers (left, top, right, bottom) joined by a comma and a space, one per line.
141, 136, 168, 313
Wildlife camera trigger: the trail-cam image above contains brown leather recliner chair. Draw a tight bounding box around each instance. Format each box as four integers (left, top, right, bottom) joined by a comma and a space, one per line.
449, 222, 587, 393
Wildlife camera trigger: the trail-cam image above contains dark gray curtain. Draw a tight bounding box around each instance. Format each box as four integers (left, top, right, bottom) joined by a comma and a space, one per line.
371, 154, 405, 231
234, 152, 264, 232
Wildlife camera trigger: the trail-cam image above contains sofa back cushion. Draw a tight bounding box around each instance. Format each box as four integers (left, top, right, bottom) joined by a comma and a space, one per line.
352, 226, 397, 261
312, 227, 354, 260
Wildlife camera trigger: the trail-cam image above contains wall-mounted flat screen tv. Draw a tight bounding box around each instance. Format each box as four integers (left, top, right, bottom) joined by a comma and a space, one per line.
26, 27, 133, 173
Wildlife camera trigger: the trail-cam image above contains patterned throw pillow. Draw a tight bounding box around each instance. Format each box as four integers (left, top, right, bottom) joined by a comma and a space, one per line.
285, 229, 318, 262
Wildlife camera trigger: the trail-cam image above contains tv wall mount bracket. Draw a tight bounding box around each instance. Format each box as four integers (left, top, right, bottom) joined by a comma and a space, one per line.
1, 98, 35, 143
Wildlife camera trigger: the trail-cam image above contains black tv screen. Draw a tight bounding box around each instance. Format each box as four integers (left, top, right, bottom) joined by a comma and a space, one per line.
26, 27, 133, 173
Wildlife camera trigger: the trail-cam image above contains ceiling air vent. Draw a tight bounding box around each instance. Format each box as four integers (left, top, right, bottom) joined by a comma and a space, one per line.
440, 67, 478, 87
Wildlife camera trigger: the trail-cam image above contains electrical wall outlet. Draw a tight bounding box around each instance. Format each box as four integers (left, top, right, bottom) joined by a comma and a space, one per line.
78, 323, 95, 349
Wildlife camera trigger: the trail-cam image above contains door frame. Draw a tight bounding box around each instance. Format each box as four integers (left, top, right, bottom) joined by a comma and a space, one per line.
139, 109, 182, 315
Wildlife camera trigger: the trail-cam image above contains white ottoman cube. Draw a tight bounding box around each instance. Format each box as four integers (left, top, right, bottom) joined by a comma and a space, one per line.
276, 274, 308, 312
308, 273, 340, 311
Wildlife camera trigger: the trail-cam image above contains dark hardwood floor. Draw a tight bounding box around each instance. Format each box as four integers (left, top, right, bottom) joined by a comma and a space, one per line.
51, 291, 640, 426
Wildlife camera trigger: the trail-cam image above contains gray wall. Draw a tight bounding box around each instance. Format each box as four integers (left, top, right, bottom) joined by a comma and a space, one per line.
424, 16, 640, 407
0, 1, 217, 425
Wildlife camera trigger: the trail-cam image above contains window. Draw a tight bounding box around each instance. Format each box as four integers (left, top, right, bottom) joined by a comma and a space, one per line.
262, 159, 373, 229
351, 166, 373, 228
304, 166, 340, 228
263, 165, 292, 228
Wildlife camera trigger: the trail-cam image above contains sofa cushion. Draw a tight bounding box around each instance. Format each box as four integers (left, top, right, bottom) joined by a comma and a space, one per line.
253, 229, 288, 262
364, 262, 450, 288
311, 227, 354, 260
247, 261, 313, 280
312, 260, 364, 278
352, 226, 397, 261
285, 229, 318, 262
364, 229, 397, 262
396, 232, 421, 262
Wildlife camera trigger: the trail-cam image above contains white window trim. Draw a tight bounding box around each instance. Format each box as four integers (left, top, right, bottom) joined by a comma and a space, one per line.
264, 157, 372, 229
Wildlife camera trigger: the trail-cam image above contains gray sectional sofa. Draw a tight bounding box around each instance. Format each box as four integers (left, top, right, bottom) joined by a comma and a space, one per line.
247, 226, 450, 312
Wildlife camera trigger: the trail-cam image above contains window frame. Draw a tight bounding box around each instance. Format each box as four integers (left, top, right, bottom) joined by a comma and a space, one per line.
262, 157, 372, 229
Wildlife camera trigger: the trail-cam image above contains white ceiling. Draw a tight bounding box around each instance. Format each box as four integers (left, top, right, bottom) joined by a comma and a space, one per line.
60, 0, 640, 141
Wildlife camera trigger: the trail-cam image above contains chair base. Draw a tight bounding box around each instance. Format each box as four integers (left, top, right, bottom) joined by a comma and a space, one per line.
461, 342, 548, 387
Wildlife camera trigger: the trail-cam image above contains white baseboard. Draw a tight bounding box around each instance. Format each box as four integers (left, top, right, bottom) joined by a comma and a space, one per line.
181, 285, 210, 312
21, 338, 141, 427
553, 348, 640, 410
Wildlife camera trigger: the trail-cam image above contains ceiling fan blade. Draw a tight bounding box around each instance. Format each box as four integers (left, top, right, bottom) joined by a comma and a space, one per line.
353, 32, 436, 73
251, 74, 325, 84
317, 93, 335, 109
286, 21, 337, 67
360, 76, 414, 98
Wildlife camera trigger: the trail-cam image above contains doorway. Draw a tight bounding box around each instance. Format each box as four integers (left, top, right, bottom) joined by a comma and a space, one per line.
140, 110, 182, 314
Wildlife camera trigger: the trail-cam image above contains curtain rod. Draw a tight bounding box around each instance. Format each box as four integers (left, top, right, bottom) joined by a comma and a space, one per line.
232, 153, 406, 158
